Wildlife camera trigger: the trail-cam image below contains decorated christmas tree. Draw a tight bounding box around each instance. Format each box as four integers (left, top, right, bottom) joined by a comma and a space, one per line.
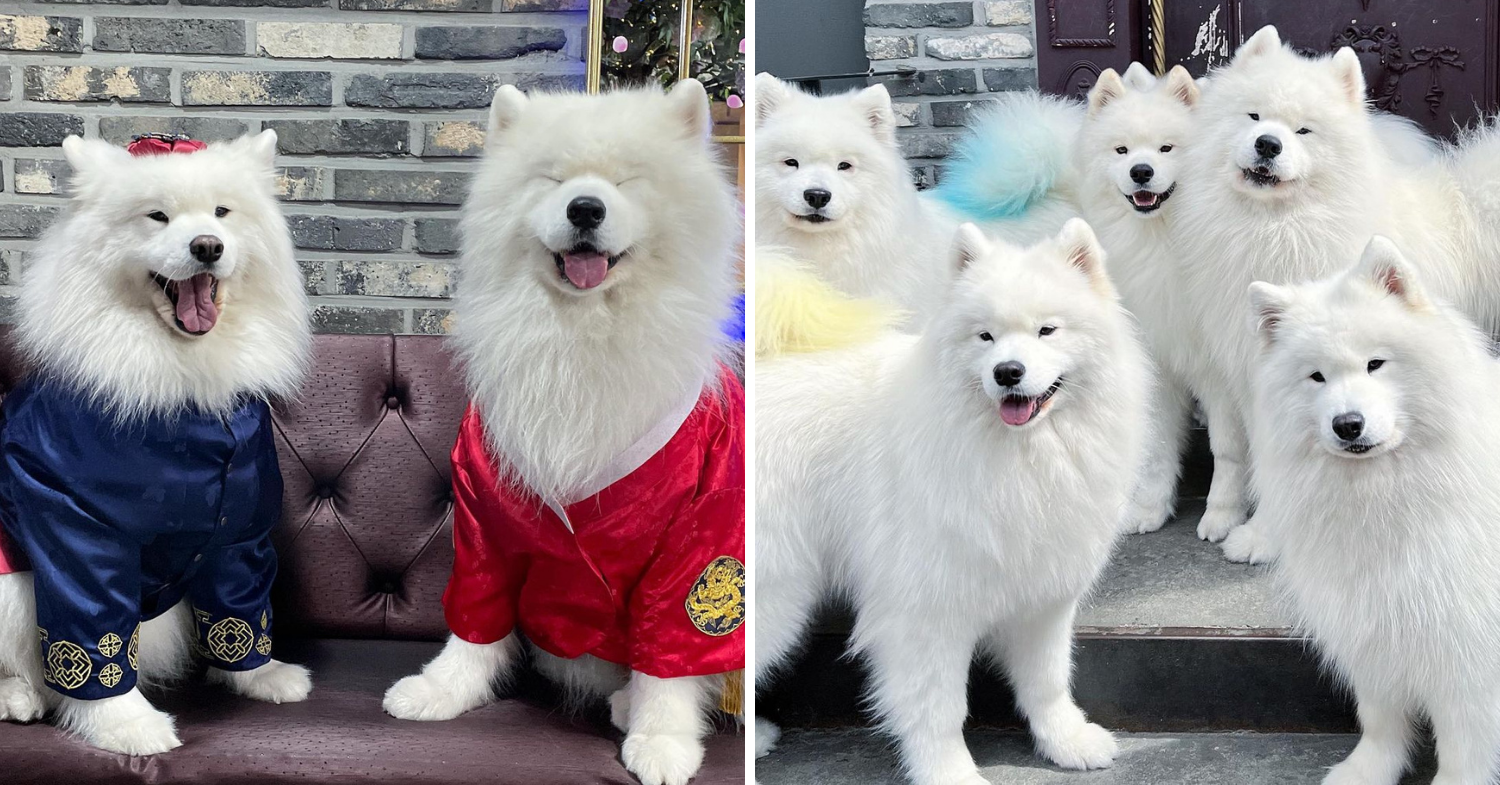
603, 0, 745, 106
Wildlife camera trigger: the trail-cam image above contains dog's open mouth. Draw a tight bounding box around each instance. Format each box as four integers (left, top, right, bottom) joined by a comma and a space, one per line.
553, 245, 622, 290
1242, 166, 1281, 188
1343, 443, 1373, 455
150, 272, 223, 336
794, 213, 830, 224
999, 378, 1063, 427
1126, 183, 1176, 213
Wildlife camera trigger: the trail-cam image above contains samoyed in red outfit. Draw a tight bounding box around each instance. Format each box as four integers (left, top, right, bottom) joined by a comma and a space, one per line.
382, 81, 745, 785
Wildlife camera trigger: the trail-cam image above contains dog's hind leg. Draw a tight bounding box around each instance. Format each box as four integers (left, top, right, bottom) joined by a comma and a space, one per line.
1196, 393, 1251, 543
531, 648, 628, 709
858, 613, 986, 785
0, 573, 51, 722
620, 671, 716, 785
990, 601, 1116, 771
1122, 374, 1193, 535
137, 602, 195, 687
1322, 678, 1413, 785
751, 527, 822, 758
383, 633, 522, 721
1426, 696, 1500, 785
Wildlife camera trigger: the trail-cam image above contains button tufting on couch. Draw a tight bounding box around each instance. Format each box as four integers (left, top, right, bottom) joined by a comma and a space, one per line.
0, 333, 746, 784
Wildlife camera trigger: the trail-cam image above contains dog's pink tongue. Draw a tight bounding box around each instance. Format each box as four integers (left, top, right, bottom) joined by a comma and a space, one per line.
1000, 397, 1037, 426
563, 251, 609, 290
175, 273, 219, 334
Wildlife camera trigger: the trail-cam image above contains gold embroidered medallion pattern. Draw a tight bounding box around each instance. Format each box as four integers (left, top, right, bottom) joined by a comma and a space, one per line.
46, 641, 91, 690
98, 663, 123, 689
98, 632, 123, 659
685, 555, 746, 637
206, 617, 255, 663
127, 624, 140, 671
255, 634, 272, 656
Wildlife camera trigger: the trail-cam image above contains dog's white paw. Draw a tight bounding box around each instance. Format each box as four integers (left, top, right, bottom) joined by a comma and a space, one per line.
1035, 721, 1117, 771
83, 705, 182, 756
1221, 523, 1277, 564
223, 661, 312, 704
754, 716, 780, 758
622, 732, 704, 785
0, 677, 47, 723
383, 673, 473, 721
1121, 500, 1171, 535
609, 688, 631, 733
1322, 757, 1402, 785
1196, 506, 1244, 542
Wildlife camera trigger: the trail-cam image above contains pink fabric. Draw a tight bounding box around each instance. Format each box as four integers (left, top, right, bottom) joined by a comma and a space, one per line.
0, 527, 26, 574
127, 135, 208, 156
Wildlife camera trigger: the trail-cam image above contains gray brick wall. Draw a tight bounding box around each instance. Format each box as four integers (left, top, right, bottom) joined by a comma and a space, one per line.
0, 0, 587, 334
863, 0, 1037, 186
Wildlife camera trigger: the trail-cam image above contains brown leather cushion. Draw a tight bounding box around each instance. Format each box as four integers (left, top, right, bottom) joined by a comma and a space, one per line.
271, 335, 463, 640
0, 639, 747, 784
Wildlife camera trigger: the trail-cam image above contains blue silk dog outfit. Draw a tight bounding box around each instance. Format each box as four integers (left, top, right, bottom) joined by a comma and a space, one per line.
0, 378, 282, 700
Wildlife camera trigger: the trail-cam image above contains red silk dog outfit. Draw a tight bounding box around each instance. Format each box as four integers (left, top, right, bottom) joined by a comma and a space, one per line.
443, 366, 745, 680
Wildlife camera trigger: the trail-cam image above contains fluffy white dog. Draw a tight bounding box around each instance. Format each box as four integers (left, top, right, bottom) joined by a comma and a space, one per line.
0, 130, 312, 754
1170, 26, 1500, 562
382, 82, 742, 785
1249, 236, 1500, 785
756, 219, 1148, 784
754, 74, 956, 322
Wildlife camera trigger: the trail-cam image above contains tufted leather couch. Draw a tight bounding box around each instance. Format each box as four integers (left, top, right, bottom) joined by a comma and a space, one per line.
0, 333, 746, 784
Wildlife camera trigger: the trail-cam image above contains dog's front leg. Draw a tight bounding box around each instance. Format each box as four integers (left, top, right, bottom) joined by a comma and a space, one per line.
861, 617, 985, 785
383, 633, 520, 721
55, 688, 181, 755
1197, 392, 1251, 542
993, 601, 1116, 771
1321, 675, 1413, 785
208, 660, 312, 704
619, 671, 714, 785
1427, 695, 1500, 785
0, 573, 51, 722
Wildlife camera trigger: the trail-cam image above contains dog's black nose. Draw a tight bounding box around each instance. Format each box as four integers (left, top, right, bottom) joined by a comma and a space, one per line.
993, 361, 1026, 388
1129, 163, 1154, 185
190, 235, 224, 264
1255, 134, 1283, 159
803, 188, 832, 209
566, 196, 607, 230
1332, 412, 1365, 441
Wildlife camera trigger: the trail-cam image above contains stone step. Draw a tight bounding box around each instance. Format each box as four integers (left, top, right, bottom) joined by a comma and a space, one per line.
756, 729, 1440, 784
759, 497, 1356, 733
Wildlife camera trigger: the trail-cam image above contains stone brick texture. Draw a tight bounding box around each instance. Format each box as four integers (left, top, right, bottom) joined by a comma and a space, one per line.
863, 0, 1039, 184
0, 2, 587, 333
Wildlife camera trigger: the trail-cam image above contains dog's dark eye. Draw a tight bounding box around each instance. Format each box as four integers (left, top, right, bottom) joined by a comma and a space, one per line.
1367, 359, 1385, 373
1038, 325, 1056, 337
1114, 146, 1128, 155
1296, 127, 1312, 135
784, 159, 799, 168
837, 162, 852, 171
1159, 144, 1174, 153
978, 331, 992, 342
215, 206, 231, 218
147, 211, 169, 223
1310, 371, 1325, 383
1249, 113, 1260, 121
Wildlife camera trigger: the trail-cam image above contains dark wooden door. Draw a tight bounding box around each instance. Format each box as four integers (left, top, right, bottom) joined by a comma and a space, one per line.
1035, 1, 1500, 138
1033, 1, 1144, 100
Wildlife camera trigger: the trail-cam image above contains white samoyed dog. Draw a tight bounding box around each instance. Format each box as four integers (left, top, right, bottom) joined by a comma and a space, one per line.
754, 74, 959, 323
756, 219, 1149, 783
0, 130, 312, 754
380, 82, 738, 785
1249, 236, 1500, 785
1170, 26, 1500, 562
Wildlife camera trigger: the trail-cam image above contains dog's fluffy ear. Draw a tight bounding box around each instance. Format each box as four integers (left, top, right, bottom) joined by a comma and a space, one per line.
755, 73, 793, 126
1056, 218, 1113, 296
1330, 47, 1367, 106
1088, 69, 1127, 116
1122, 62, 1155, 90
1238, 26, 1282, 59
1249, 281, 1292, 344
233, 129, 279, 169
666, 77, 712, 139
849, 83, 896, 144
1354, 235, 1430, 311
486, 84, 528, 147
1164, 65, 1200, 107
61, 136, 129, 177
951, 223, 990, 274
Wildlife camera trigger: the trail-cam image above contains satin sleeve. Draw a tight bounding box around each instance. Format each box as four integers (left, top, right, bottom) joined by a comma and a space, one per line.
442, 408, 527, 645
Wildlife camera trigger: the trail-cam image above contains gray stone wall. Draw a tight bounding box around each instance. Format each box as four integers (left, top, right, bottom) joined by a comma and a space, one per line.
0, 0, 586, 333
863, 0, 1038, 185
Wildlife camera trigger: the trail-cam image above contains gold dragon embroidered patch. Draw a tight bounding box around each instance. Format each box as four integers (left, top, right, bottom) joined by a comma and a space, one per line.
685, 555, 745, 637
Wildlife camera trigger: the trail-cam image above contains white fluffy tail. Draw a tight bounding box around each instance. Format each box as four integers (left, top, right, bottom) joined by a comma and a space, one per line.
933, 91, 1084, 221
1449, 118, 1500, 250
